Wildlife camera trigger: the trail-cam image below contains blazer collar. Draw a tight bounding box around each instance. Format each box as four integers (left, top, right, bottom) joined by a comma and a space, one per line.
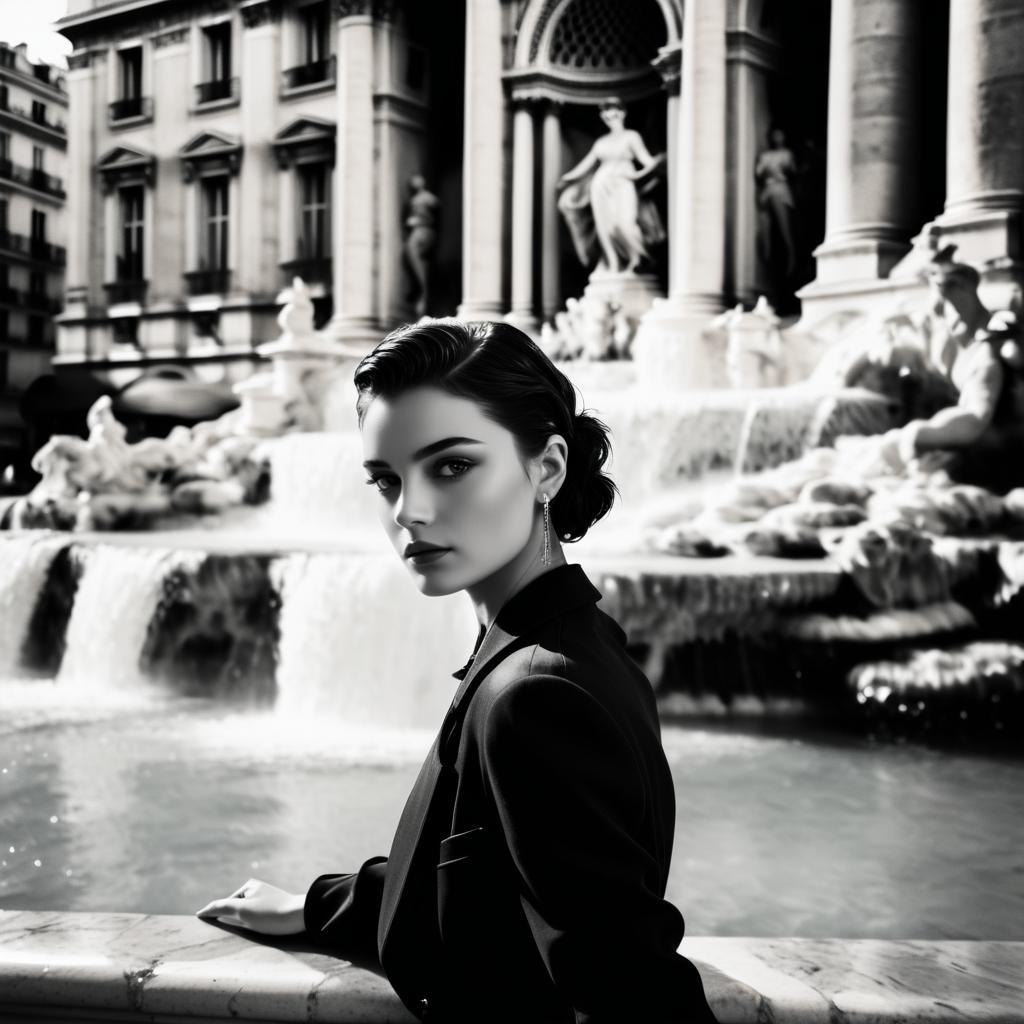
449, 562, 603, 707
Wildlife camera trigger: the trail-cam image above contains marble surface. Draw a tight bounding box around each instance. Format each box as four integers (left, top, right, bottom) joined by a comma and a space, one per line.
0, 911, 1021, 1023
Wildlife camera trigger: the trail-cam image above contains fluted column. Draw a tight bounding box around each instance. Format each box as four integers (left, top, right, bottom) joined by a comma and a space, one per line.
541, 103, 563, 321
809, 0, 924, 285
632, 0, 728, 390
62, 50, 98, 312
326, 3, 379, 345
938, 0, 1024, 267
457, 0, 505, 320
506, 103, 537, 332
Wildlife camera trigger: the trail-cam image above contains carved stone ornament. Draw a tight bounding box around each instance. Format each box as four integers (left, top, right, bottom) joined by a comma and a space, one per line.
152, 26, 189, 49
240, 0, 281, 29
67, 50, 92, 70
651, 45, 681, 95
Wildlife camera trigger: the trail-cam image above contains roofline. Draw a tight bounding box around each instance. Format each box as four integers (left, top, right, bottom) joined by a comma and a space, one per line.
56, 0, 184, 40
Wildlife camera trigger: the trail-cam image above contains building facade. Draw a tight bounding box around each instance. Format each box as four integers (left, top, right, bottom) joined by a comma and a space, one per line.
55, 0, 1024, 394
0, 43, 68, 474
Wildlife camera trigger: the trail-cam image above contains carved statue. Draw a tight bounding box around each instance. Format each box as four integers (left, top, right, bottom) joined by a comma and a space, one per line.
890, 245, 1024, 493
403, 174, 440, 317
557, 98, 666, 275
755, 127, 798, 278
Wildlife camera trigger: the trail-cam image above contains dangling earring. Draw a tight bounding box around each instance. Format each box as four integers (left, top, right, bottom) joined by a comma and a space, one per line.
541, 492, 551, 567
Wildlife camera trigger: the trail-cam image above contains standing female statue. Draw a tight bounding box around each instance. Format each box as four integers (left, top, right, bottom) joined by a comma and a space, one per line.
403, 175, 441, 318
557, 98, 666, 275
755, 127, 799, 278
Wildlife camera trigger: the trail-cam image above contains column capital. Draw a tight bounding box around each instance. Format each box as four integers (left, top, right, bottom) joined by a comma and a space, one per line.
239, 0, 281, 29
335, 0, 397, 22
651, 45, 681, 97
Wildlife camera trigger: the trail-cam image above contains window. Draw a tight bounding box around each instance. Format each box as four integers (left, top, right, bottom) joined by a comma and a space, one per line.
298, 163, 329, 259
204, 23, 232, 82
0, 312, 8, 348
0, 197, 7, 231
119, 185, 145, 280
201, 177, 229, 270
0, 132, 10, 162
300, 2, 330, 64
32, 100, 46, 125
0, 351, 7, 392
31, 209, 46, 241
28, 315, 44, 345
0, 84, 8, 110
32, 146, 44, 172
118, 47, 143, 99
29, 271, 43, 295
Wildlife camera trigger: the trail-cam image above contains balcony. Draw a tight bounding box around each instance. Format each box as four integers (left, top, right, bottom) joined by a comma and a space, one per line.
109, 96, 153, 124
184, 268, 231, 295
0, 98, 66, 136
281, 56, 335, 91
195, 77, 238, 106
0, 230, 66, 265
280, 256, 331, 287
0, 159, 66, 199
104, 280, 148, 305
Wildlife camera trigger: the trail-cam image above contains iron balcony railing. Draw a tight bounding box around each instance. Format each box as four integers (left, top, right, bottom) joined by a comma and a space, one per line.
24, 289, 63, 313
0, 159, 66, 198
109, 96, 153, 122
104, 280, 148, 305
281, 55, 335, 90
195, 77, 238, 105
0, 230, 66, 265
280, 256, 331, 286
184, 268, 231, 295
0, 98, 66, 134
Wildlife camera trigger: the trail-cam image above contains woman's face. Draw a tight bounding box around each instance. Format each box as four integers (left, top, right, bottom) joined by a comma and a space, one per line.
360, 385, 541, 597
600, 106, 625, 130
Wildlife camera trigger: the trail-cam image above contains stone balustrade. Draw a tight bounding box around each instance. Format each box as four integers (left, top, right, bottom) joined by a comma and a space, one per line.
1, 910, 1021, 1023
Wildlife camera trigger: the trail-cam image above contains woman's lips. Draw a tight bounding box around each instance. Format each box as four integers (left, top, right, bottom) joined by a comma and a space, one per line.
407, 547, 451, 566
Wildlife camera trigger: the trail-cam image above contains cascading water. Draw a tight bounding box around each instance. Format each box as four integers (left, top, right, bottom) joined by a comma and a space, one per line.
0, 534, 69, 676
56, 545, 197, 693
272, 550, 478, 728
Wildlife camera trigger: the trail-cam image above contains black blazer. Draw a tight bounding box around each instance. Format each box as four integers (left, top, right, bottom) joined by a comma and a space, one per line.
304, 563, 718, 1024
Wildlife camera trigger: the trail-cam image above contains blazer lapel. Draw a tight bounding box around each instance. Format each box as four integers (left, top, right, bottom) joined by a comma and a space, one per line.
376, 564, 605, 970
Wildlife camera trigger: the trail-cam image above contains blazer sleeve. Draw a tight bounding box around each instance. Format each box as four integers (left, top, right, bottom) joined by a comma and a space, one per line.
303, 855, 388, 967
480, 674, 717, 1024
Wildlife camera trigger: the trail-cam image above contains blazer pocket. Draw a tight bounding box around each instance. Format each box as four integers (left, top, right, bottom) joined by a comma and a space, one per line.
437, 825, 487, 869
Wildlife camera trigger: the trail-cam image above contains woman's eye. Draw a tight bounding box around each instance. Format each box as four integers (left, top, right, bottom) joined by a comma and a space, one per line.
364, 475, 396, 492
437, 458, 474, 479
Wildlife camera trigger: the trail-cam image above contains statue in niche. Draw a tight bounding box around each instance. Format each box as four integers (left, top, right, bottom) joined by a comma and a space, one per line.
557, 98, 666, 276
402, 174, 441, 318
755, 127, 799, 278
890, 245, 1024, 493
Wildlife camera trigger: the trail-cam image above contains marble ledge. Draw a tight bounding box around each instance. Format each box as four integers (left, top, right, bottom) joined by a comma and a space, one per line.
0, 911, 1022, 1024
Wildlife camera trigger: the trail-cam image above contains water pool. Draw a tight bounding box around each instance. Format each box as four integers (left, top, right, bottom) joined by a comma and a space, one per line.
1, 681, 1022, 941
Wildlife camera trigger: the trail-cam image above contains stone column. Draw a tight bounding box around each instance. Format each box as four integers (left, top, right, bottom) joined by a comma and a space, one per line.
326, 5, 380, 346
239, 1, 282, 296
632, 0, 729, 390
541, 102, 563, 322
506, 102, 537, 332
457, 0, 505, 320
806, 0, 923, 288
938, 0, 1024, 273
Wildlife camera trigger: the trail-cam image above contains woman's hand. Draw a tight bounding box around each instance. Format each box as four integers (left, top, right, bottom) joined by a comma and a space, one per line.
195, 878, 306, 936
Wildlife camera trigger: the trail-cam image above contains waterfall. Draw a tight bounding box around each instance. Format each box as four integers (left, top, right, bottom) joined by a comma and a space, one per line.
272, 551, 479, 728
0, 534, 69, 676
57, 545, 188, 692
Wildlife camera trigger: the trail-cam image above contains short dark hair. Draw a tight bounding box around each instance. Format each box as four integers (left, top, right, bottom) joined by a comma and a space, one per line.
353, 319, 619, 542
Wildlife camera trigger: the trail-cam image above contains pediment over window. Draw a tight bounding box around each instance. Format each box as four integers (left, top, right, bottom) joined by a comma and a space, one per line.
272, 117, 336, 169
180, 131, 242, 181
97, 145, 156, 193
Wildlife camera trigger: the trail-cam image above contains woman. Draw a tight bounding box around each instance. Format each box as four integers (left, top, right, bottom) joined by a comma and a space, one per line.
196, 319, 718, 1024
558, 98, 666, 275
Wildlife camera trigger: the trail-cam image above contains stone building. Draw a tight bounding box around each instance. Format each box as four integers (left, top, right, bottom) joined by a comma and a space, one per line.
54, 0, 1024, 393
0, 43, 68, 474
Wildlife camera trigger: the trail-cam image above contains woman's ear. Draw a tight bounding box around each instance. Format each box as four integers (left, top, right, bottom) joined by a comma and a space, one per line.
536, 434, 569, 500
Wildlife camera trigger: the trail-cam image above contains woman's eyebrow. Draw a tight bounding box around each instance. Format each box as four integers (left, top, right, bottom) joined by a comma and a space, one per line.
363, 436, 484, 469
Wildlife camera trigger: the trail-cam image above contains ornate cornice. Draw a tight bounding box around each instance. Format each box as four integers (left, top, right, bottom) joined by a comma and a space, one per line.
240, 0, 281, 29
67, 50, 92, 70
